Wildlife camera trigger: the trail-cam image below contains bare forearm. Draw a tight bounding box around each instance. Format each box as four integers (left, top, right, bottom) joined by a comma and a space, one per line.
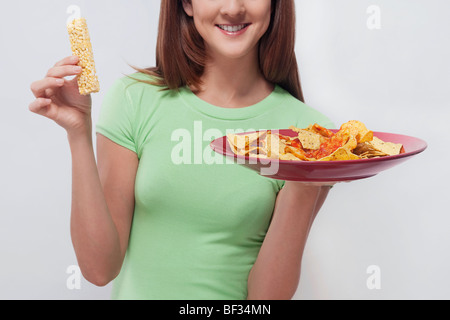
247, 183, 330, 299
67, 127, 122, 285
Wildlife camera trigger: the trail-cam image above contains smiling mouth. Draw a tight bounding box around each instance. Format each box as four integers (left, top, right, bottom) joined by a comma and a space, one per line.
216, 24, 251, 33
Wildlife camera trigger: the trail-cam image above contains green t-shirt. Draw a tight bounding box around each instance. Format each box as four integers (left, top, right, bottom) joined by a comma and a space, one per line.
96, 73, 334, 300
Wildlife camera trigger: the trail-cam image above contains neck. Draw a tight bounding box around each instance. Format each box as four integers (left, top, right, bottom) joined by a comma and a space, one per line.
193, 50, 274, 108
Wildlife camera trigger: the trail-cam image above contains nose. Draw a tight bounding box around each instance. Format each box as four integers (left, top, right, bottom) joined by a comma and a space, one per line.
220, 0, 246, 18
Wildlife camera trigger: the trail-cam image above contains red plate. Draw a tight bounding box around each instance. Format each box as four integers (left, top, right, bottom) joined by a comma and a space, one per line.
210, 129, 427, 182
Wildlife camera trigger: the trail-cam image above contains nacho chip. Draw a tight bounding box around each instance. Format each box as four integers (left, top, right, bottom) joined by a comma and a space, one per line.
353, 142, 376, 155
359, 151, 388, 159
227, 131, 266, 155
289, 126, 321, 150
368, 136, 403, 156
341, 133, 358, 152
247, 147, 268, 158
340, 120, 373, 143
353, 142, 389, 158
285, 146, 314, 161
304, 124, 334, 138
318, 147, 360, 161
263, 133, 282, 158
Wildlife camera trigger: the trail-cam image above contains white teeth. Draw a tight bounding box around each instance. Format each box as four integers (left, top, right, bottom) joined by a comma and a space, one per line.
218, 24, 247, 32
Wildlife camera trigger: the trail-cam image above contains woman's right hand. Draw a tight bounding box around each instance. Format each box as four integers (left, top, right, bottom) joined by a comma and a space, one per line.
29, 55, 93, 135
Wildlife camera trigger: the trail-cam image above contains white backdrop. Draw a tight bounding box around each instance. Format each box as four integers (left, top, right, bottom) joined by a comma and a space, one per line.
0, 0, 448, 300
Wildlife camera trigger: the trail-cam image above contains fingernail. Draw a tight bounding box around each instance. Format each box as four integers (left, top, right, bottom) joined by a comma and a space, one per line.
74, 66, 82, 73
56, 78, 64, 85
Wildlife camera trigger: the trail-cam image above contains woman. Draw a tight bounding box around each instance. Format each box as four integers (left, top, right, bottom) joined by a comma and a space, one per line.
29, 0, 335, 300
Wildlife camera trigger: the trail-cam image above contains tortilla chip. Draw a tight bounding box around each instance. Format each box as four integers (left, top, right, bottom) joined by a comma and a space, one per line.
303, 124, 334, 138
359, 151, 388, 159
368, 136, 403, 156
289, 126, 321, 150
341, 134, 358, 152
279, 153, 302, 161
353, 142, 374, 155
340, 120, 373, 143
318, 147, 360, 161
285, 146, 314, 161
247, 147, 268, 158
227, 131, 266, 155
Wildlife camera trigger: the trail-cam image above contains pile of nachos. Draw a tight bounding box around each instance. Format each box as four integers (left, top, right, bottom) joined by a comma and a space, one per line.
226, 120, 404, 161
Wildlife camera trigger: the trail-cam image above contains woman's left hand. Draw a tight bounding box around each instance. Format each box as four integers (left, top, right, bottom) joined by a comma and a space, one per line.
247, 178, 339, 299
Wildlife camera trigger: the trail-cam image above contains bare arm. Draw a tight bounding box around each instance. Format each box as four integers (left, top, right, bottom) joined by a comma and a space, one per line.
68, 130, 137, 286
247, 181, 331, 300
29, 56, 137, 286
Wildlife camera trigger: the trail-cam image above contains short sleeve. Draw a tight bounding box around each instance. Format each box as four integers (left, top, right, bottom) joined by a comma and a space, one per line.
96, 78, 137, 154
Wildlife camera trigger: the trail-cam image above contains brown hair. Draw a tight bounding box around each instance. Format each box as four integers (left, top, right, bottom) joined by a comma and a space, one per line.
133, 0, 305, 102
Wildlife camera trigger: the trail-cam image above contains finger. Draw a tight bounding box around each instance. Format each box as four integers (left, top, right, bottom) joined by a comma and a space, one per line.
54, 55, 79, 67
30, 77, 65, 98
46, 65, 82, 78
29, 98, 52, 115
45, 87, 56, 98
